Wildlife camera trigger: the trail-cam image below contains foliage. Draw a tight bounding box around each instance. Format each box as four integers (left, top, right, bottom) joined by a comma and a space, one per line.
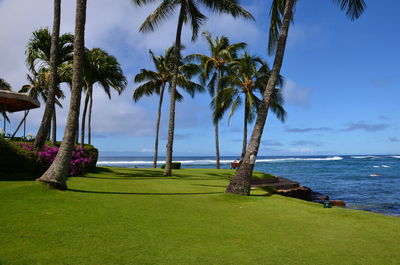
2, 141, 97, 179
0, 167, 399, 264
161, 162, 181, 169
215, 53, 286, 124
134, 47, 204, 102
26, 28, 73, 72
0, 78, 12, 127
0, 137, 41, 180
134, 0, 254, 41
0, 78, 11, 90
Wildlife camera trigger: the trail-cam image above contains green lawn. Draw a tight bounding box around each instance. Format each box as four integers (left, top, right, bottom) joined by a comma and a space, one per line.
1, 167, 399, 265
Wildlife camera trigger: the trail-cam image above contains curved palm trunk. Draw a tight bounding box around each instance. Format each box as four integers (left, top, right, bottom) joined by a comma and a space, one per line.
33, 0, 61, 149
226, 0, 295, 195
37, 0, 87, 190
51, 107, 57, 145
153, 83, 166, 168
241, 102, 248, 158
80, 89, 90, 147
164, 3, 185, 176
88, 91, 93, 145
214, 69, 221, 169
10, 110, 30, 139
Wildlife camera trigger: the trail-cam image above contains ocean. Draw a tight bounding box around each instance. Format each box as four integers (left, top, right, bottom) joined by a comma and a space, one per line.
97, 155, 400, 217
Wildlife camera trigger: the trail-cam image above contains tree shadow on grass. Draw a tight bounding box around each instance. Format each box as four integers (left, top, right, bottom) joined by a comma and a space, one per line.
85, 176, 175, 181
68, 188, 224, 196
191, 184, 227, 188
88, 167, 233, 181
0, 172, 39, 181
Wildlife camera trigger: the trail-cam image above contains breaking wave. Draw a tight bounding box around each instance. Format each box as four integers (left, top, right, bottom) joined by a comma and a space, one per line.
97, 156, 343, 166
351, 156, 378, 159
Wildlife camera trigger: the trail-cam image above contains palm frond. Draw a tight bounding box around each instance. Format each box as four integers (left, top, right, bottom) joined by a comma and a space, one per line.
139, 0, 178, 33
199, 0, 254, 20
133, 80, 163, 101
268, 0, 295, 55
332, 0, 366, 20
186, 0, 207, 41
0, 78, 11, 91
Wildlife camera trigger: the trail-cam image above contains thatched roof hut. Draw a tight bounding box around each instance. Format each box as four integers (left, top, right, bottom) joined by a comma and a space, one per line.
0, 90, 40, 112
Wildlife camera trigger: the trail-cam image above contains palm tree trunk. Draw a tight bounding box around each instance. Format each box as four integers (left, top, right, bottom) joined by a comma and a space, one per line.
37, 0, 87, 190
241, 103, 248, 158
164, 2, 185, 176
81, 90, 89, 147
10, 110, 30, 139
214, 69, 221, 169
88, 91, 93, 145
33, 0, 61, 149
75, 112, 79, 144
226, 0, 295, 195
153, 83, 166, 168
51, 107, 57, 145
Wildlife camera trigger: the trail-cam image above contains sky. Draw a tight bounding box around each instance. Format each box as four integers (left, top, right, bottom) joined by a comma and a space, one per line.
0, 0, 399, 157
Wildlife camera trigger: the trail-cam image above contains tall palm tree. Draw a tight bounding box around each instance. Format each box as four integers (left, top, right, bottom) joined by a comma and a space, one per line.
134, 47, 204, 168
186, 31, 246, 169
0, 78, 12, 133
226, 0, 366, 195
37, 0, 87, 190
80, 48, 127, 147
215, 53, 286, 158
133, 0, 253, 176
11, 70, 65, 140
27, 23, 74, 149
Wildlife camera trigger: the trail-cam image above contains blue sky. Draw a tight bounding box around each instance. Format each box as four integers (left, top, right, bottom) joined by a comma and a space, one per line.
0, 0, 399, 156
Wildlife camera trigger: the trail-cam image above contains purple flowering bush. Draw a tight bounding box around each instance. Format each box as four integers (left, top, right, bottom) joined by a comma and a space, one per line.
16, 143, 94, 176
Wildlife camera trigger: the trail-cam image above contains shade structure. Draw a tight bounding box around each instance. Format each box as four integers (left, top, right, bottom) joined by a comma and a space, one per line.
0, 90, 40, 112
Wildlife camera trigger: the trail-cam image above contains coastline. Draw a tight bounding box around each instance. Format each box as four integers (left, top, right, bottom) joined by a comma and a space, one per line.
97, 155, 400, 216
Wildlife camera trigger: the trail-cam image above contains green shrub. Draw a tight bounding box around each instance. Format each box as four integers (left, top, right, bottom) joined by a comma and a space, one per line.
161, 162, 181, 169
84, 145, 99, 171
0, 137, 42, 180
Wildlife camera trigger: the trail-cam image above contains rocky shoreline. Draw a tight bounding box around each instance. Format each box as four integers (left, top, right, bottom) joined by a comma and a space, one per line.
252, 176, 346, 207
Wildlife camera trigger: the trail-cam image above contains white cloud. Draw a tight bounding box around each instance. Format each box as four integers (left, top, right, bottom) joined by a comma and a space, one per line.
287, 23, 325, 49
0, 0, 262, 148
282, 79, 313, 107
287, 147, 314, 153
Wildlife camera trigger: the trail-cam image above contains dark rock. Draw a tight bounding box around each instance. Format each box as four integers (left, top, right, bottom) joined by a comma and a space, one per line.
276, 186, 312, 201
330, 200, 346, 207
311, 191, 329, 202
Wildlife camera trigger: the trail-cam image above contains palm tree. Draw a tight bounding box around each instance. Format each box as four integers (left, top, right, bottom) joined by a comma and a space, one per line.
215, 53, 286, 158
226, 0, 366, 195
11, 70, 65, 140
27, 23, 74, 149
0, 78, 10, 90
37, 0, 87, 190
134, 47, 204, 168
133, 0, 253, 176
0, 78, 12, 133
186, 31, 246, 169
80, 48, 127, 147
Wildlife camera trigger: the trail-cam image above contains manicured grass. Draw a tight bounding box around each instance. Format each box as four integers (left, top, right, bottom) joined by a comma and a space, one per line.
1, 167, 399, 265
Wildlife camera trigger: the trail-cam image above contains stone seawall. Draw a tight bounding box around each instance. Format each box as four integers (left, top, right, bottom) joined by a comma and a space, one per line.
252, 176, 346, 206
